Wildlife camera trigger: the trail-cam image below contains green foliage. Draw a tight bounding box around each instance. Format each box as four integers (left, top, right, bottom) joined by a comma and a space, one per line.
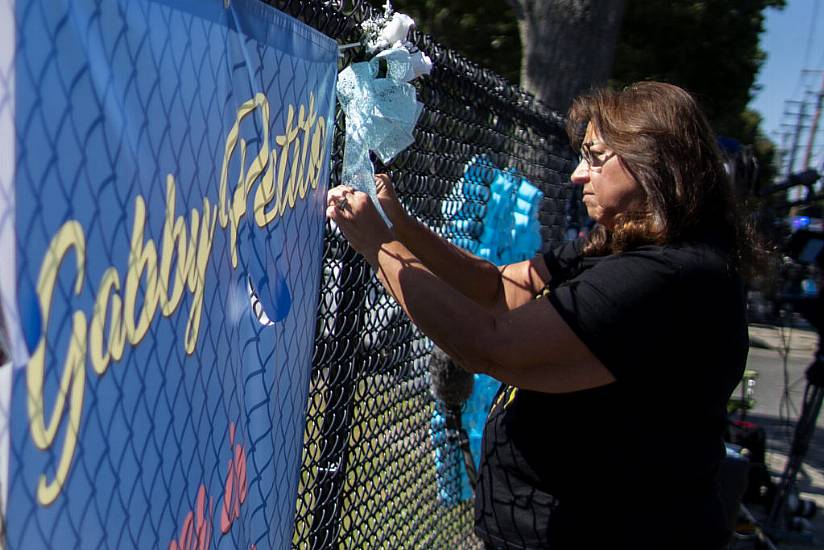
389, 0, 783, 188
389, 0, 522, 82
611, 0, 784, 141
609, 0, 785, 192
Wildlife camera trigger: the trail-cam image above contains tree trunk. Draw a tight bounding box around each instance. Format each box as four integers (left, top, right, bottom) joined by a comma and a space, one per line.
511, 0, 625, 113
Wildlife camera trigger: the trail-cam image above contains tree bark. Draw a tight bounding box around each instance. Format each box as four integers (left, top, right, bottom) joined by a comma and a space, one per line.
509, 0, 626, 113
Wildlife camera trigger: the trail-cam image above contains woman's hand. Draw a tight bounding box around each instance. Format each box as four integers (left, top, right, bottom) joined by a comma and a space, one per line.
326, 185, 394, 262
373, 173, 408, 226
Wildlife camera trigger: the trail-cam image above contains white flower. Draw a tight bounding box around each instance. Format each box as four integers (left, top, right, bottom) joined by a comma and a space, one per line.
379, 13, 414, 48
409, 50, 433, 80
355, 5, 432, 80
364, 12, 415, 53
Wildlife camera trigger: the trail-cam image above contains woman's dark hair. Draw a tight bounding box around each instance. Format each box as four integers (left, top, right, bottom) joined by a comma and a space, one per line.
566, 81, 755, 271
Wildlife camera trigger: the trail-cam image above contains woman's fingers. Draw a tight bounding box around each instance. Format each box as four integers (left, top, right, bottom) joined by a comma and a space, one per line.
374, 174, 398, 201
326, 186, 351, 224
326, 185, 354, 209
375, 173, 391, 191
326, 187, 376, 225
325, 187, 393, 256
374, 173, 407, 224
326, 186, 357, 222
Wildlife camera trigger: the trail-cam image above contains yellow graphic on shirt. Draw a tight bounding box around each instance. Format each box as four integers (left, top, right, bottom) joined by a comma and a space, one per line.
491, 386, 518, 413
536, 284, 551, 300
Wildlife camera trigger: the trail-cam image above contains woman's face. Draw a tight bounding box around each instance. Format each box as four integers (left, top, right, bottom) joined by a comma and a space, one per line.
571, 125, 646, 228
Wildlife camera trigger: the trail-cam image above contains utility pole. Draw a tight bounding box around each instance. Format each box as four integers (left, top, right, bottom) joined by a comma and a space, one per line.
801, 73, 824, 169
781, 100, 811, 208
776, 129, 792, 176
786, 101, 808, 177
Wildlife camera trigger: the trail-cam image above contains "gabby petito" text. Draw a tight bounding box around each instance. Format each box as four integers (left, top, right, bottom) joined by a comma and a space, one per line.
27, 92, 328, 506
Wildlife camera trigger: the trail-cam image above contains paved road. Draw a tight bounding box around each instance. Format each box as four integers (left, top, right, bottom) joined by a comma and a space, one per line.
742, 347, 824, 430
734, 325, 823, 548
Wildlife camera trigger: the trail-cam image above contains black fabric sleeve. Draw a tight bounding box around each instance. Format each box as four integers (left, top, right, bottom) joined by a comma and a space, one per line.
542, 239, 584, 288
546, 248, 680, 381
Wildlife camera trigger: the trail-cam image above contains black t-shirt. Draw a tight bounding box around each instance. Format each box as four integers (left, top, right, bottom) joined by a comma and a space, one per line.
474, 239, 748, 549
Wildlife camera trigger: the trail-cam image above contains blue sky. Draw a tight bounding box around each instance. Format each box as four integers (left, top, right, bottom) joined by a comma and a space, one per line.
750, 0, 824, 172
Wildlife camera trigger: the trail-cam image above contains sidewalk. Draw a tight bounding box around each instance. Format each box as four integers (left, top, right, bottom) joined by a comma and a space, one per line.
734, 325, 823, 548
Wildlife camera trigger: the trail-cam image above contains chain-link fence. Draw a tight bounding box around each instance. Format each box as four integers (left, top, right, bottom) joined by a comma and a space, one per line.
272, 1, 577, 548
1, 0, 575, 548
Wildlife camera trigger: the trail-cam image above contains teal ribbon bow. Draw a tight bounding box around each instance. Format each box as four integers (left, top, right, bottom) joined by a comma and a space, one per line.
336, 48, 425, 225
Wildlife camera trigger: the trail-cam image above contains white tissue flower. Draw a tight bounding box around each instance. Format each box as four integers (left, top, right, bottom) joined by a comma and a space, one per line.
356, 7, 432, 79
409, 50, 433, 79
380, 13, 414, 48
365, 12, 414, 53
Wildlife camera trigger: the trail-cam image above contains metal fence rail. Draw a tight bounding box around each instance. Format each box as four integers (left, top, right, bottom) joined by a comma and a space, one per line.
267, 1, 576, 547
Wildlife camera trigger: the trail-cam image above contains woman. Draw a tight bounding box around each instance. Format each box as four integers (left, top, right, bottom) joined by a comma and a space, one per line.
327, 82, 750, 549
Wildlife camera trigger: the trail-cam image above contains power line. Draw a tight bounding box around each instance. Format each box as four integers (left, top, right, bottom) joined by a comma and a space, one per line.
802, 0, 819, 69
797, 1, 824, 99
816, 4, 824, 69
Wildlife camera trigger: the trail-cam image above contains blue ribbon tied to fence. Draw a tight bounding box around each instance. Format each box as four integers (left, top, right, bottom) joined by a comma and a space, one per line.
431, 156, 545, 506
336, 47, 425, 224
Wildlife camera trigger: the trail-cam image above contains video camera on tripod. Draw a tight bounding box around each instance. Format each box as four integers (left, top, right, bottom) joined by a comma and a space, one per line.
764, 220, 824, 538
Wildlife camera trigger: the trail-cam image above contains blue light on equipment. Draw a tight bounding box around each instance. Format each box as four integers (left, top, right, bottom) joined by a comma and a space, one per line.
792, 216, 811, 231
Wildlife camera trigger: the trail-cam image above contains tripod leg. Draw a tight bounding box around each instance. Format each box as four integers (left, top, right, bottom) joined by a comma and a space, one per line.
767, 381, 824, 528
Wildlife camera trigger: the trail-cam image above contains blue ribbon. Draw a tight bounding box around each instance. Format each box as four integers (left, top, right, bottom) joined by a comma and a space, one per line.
336, 48, 424, 225
432, 156, 545, 506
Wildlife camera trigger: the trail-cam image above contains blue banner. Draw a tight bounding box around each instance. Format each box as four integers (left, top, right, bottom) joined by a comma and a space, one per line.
0, 0, 337, 548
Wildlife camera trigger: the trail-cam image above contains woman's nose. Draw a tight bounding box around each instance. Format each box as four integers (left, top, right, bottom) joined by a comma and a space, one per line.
570, 158, 590, 185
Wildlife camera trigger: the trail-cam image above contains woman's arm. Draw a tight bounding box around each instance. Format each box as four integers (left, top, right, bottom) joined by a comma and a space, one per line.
329, 187, 615, 393
375, 174, 551, 313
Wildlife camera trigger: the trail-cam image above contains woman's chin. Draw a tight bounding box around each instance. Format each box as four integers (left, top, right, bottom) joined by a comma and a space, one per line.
584, 207, 603, 225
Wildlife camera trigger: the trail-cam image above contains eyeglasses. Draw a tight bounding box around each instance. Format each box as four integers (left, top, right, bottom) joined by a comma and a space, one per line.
580, 141, 617, 172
